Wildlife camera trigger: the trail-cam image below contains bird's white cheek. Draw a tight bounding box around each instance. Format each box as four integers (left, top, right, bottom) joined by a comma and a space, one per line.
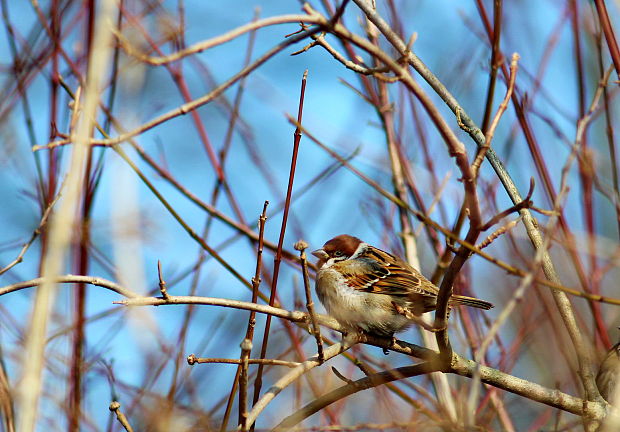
320, 257, 339, 269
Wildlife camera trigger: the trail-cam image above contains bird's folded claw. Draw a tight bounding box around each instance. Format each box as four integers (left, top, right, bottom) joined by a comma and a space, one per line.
383, 335, 396, 355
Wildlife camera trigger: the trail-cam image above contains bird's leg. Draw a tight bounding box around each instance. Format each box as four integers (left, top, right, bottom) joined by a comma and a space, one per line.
411, 313, 447, 332
391, 301, 447, 332
346, 326, 392, 354
340, 326, 365, 346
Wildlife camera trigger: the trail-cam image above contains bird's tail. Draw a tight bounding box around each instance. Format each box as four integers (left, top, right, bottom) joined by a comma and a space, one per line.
449, 295, 493, 310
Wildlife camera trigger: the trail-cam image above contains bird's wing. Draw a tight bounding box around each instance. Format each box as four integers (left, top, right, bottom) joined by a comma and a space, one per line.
334, 246, 438, 297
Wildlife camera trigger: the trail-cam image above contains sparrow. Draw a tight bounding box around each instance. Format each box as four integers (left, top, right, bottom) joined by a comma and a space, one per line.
312, 234, 493, 340
596, 330, 620, 403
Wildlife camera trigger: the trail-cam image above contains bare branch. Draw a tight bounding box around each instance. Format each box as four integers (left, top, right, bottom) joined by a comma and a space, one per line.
295, 240, 324, 363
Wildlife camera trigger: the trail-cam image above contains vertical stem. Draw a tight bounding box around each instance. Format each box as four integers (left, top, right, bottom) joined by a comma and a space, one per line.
69, 5, 98, 430
220, 201, 268, 432
295, 240, 324, 363
593, 0, 620, 79
17, 1, 116, 429
238, 338, 252, 431
597, 29, 620, 243
479, 0, 502, 134
250, 71, 308, 429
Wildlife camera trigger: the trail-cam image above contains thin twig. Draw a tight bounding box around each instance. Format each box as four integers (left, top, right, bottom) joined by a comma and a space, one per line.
114, 14, 319, 65
477, 216, 522, 250
0, 185, 62, 276
593, 0, 620, 79
186, 356, 299, 368
471, 53, 520, 178
109, 401, 134, 432
294, 240, 324, 363
479, 0, 504, 134
331, 367, 355, 385
479, 178, 534, 231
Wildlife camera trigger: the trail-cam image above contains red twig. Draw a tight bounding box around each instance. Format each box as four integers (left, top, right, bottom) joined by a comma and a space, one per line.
593, 0, 620, 80
250, 71, 308, 428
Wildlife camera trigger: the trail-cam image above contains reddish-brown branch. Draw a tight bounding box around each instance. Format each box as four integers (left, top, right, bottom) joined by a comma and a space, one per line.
593, 0, 620, 80
478, 0, 503, 134
250, 71, 308, 423
69, 5, 99, 426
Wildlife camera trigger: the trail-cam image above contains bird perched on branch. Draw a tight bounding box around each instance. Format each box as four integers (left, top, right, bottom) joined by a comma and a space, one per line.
312, 234, 493, 340
596, 331, 620, 403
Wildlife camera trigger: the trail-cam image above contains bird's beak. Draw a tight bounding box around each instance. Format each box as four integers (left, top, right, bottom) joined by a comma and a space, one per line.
311, 248, 328, 268
311, 248, 328, 260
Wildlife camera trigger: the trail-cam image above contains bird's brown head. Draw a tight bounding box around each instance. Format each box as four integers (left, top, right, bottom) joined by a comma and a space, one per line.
311, 234, 363, 268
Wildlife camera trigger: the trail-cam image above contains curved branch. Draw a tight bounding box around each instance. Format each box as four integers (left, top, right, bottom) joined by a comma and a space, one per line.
118, 295, 310, 323
115, 14, 321, 65
274, 362, 439, 430
0, 275, 140, 299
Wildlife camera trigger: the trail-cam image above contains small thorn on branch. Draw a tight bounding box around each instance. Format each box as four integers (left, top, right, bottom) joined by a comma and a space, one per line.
284, 22, 310, 38
331, 366, 355, 384
480, 177, 535, 231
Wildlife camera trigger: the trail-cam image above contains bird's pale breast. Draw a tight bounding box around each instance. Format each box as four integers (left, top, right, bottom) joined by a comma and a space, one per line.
315, 267, 410, 336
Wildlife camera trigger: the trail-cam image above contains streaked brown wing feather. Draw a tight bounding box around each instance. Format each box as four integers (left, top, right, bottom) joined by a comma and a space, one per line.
336, 246, 438, 298
334, 263, 388, 291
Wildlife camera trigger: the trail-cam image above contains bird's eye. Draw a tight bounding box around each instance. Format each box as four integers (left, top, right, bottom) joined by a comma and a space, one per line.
334, 251, 343, 257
